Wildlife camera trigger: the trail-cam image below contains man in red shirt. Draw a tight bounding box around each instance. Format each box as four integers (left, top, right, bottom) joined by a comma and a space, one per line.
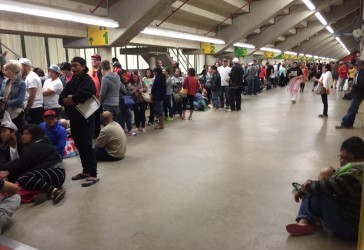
337, 61, 348, 91
88, 54, 102, 137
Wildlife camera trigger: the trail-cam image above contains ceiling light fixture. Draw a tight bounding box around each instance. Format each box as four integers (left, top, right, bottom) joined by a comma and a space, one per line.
141, 27, 225, 44
336, 37, 341, 42
315, 12, 327, 26
260, 47, 281, 53
299, 53, 305, 56
301, 0, 315, 10
306, 54, 313, 58
285, 51, 297, 55
0, 0, 119, 27
233, 42, 255, 48
326, 26, 334, 34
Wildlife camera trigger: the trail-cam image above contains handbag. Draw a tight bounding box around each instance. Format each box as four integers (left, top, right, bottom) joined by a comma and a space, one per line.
180, 78, 189, 97
316, 85, 326, 95
172, 92, 183, 102
142, 92, 152, 103
123, 95, 135, 106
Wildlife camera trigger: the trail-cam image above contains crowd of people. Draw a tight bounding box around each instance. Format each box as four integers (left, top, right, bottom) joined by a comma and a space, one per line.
0, 52, 362, 241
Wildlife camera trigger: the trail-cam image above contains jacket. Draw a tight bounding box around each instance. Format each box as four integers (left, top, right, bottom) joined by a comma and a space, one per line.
0, 133, 24, 165
129, 80, 147, 104
151, 76, 167, 102
244, 66, 256, 80
58, 73, 96, 124
211, 71, 221, 92
0, 138, 62, 182
0, 77, 26, 109
352, 69, 364, 99
100, 72, 121, 107
39, 121, 67, 156
230, 63, 244, 88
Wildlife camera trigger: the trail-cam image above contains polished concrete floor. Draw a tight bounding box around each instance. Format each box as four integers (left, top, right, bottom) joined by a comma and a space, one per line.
2, 83, 360, 250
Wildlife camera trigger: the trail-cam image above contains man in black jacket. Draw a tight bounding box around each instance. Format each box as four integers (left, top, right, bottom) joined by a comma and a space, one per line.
59, 57, 99, 187
336, 60, 364, 129
0, 122, 23, 164
229, 58, 244, 111
210, 65, 221, 110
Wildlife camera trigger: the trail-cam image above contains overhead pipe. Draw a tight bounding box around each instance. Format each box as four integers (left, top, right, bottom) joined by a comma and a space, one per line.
90, 0, 107, 14
204, 0, 251, 36
156, 0, 191, 27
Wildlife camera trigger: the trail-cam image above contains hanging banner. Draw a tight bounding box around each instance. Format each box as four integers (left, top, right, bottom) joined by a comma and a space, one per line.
265, 52, 275, 58
201, 43, 216, 54
234, 47, 247, 57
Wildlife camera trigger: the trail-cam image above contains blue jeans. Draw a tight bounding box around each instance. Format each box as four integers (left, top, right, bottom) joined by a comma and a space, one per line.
219, 86, 230, 108
247, 78, 254, 95
212, 91, 221, 108
296, 193, 358, 240
117, 102, 133, 132
254, 76, 260, 93
341, 96, 364, 127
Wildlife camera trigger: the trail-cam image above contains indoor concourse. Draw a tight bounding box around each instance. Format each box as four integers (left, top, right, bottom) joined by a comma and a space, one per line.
2, 85, 358, 250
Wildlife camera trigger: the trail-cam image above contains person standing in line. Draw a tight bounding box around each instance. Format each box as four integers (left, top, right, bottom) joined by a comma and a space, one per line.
217, 59, 231, 110
229, 58, 244, 111
266, 62, 274, 90
332, 61, 339, 89
88, 54, 102, 138
336, 60, 364, 129
43, 64, 63, 116
171, 68, 183, 117
151, 67, 166, 129
142, 68, 155, 126
244, 62, 257, 96
129, 71, 148, 132
163, 68, 173, 122
19, 58, 43, 125
348, 63, 355, 82
210, 65, 221, 110
60, 62, 73, 86
99, 60, 120, 120
181, 68, 200, 120
59, 57, 99, 187
313, 63, 333, 118
337, 61, 348, 91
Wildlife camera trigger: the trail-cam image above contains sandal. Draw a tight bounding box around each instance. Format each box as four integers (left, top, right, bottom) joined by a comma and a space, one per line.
71, 173, 90, 181
81, 178, 100, 187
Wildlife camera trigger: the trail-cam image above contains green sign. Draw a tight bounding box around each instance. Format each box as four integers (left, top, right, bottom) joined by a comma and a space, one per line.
234, 47, 247, 57
274, 53, 284, 59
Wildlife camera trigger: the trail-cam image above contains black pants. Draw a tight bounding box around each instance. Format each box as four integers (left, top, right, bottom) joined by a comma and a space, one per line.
321, 94, 328, 116
71, 115, 97, 177
182, 95, 195, 111
229, 87, 242, 111
17, 165, 65, 193
12, 111, 24, 132
206, 87, 212, 104
27, 107, 43, 125
300, 83, 305, 92
102, 105, 119, 121
172, 96, 182, 116
133, 102, 146, 128
94, 107, 102, 137
93, 147, 121, 162
148, 103, 155, 124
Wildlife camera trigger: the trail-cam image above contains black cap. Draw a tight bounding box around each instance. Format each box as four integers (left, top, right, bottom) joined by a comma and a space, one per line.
71, 57, 86, 66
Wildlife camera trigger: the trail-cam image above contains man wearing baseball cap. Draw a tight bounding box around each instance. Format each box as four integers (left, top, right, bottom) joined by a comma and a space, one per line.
43, 64, 63, 116
336, 60, 364, 129
88, 54, 102, 138
229, 58, 244, 111
39, 110, 66, 157
0, 121, 23, 164
59, 56, 99, 187
20, 58, 43, 125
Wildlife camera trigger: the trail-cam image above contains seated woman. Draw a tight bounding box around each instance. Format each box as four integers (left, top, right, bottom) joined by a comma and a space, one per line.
287, 136, 364, 240
0, 124, 66, 205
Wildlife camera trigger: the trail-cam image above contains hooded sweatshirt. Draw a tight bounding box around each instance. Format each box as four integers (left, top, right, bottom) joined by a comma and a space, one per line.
99, 72, 121, 107
39, 120, 67, 157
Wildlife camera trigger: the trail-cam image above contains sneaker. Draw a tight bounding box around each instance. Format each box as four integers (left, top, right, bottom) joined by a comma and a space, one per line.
142, 128, 147, 133
53, 189, 66, 204
227, 108, 232, 112
335, 124, 353, 129
147, 122, 153, 126
166, 117, 174, 122
32, 193, 50, 205
318, 114, 328, 118
128, 131, 137, 136
292, 100, 296, 103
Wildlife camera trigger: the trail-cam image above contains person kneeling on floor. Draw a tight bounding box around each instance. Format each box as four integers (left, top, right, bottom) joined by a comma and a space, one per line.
286, 136, 364, 240
0, 124, 66, 205
0, 180, 20, 233
93, 111, 126, 161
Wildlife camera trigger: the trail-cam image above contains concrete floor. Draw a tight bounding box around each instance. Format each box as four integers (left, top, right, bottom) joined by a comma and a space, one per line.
2, 83, 360, 250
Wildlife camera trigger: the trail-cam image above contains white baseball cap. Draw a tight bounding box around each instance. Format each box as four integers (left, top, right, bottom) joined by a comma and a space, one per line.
232, 58, 239, 63
19, 58, 32, 67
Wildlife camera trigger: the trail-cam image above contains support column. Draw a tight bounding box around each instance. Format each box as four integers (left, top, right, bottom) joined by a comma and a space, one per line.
149, 56, 156, 69
97, 47, 112, 61
205, 55, 215, 66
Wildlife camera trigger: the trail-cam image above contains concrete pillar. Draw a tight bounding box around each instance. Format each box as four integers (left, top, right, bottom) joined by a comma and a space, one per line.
97, 47, 112, 61
149, 56, 156, 69
205, 55, 215, 66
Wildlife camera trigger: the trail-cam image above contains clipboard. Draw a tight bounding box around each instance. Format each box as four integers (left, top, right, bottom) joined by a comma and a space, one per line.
75, 95, 100, 119
291, 71, 297, 77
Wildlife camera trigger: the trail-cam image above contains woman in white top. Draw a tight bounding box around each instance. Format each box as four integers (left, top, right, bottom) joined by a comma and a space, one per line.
313, 63, 333, 118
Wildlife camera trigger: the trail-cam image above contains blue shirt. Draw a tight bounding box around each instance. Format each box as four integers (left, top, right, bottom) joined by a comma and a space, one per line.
39, 121, 67, 157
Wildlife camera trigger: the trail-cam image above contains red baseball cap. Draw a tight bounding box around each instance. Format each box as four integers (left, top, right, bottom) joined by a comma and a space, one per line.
44, 110, 57, 117
91, 54, 101, 61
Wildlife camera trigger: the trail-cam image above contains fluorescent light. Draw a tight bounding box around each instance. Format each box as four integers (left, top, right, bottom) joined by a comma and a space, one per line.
285, 51, 297, 55
260, 47, 281, 53
336, 37, 341, 42
315, 12, 327, 26
0, 0, 119, 27
326, 26, 334, 34
306, 54, 312, 58
299, 53, 305, 56
301, 0, 315, 10
233, 42, 255, 48
141, 27, 225, 44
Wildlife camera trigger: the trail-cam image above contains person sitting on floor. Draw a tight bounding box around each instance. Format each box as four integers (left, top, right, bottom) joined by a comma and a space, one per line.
93, 111, 126, 161
0, 180, 21, 233
286, 136, 364, 240
0, 122, 24, 164
0, 124, 66, 205
39, 110, 67, 157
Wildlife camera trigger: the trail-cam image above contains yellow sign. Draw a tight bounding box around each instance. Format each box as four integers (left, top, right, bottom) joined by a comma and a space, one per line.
88, 25, 109, 46
293, 55, 300, 60
201, 43, 216, 54
265, 51, 274, 58
284, 54, 291, 60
